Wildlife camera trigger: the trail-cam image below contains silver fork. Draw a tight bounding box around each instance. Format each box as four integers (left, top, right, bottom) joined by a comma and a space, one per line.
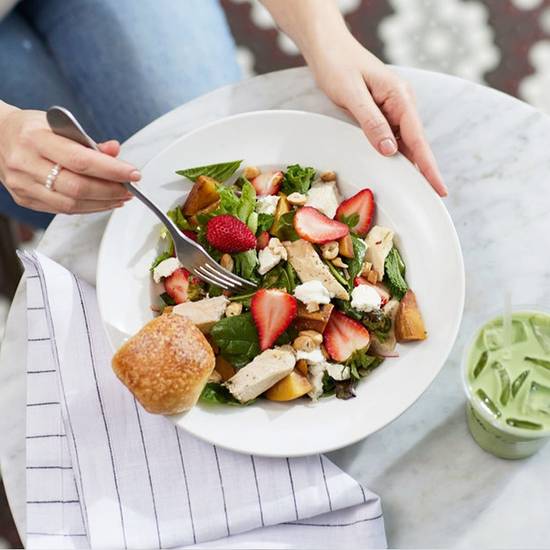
46, 106, 256, 292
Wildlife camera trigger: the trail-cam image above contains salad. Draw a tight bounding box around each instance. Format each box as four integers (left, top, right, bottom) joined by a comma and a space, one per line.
150, 160, 427, 405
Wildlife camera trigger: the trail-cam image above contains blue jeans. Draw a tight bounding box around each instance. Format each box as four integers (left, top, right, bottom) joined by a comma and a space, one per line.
0, 0, 241, 228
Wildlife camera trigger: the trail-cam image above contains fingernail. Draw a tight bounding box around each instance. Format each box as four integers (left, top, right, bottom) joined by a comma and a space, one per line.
440, 184, 449, 197
129, 170, 141, 182
380, 138, 398, 156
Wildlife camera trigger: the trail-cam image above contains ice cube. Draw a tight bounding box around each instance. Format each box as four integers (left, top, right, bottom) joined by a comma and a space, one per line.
529, 314, 550, 354
476, 388, 501, 418
492, 361, 511, 405
526, 381, 550, 417
506, 418, 543, 430
473, 350, 489, 378
483, 320, 527, 351
511, 369, 529, 399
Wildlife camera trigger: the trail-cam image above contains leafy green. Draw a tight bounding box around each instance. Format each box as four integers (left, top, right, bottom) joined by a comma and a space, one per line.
324, 259, 349, 287
257, 213, 275, 233
159, 292, 176, 306
233, 250, 259, 282
210, 312, 260, 368
362, 309, 392, 334
207, 284, 224, 298
321, 373, 356, 400
260, 262, 297, 293
346, 349, 384, 381
384, 247, 408, 300
333, 299, 363, 321
188, 282, 206, 302
237, 180, 256, 224
347, 235, 367, 288
215, 184, 241, 218
176, 160, 242, 182
340, 213, 360, 230
275, 211, 299, 241
167, 207, 192, 230
247, 212, 258, 234
200, 383, 247, 406
228, 290, 256, 308
281, 164, 316, 195
150, 250, 172, 272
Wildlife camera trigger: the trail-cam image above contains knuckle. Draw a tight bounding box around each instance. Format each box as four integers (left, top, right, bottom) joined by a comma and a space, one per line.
65, 177, 84, 199
68, 151, 90, 173
362, 116, 388, 136
61, 198, 78, 214
5, 151, 23, 170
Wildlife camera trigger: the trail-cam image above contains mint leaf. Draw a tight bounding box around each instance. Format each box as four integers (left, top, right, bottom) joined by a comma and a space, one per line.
341, 213, 360, 230
347, 234, 367, 288
281, 164, 316, 195
257, 213, 275, 233
384, 247, 408, 300
176, 160, 242, 182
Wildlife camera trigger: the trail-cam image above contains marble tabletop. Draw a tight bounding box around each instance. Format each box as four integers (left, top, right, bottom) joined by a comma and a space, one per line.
1, 66, 550, 548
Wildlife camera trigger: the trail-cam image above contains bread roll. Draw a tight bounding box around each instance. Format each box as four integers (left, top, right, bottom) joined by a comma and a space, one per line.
112, 313, 215, 414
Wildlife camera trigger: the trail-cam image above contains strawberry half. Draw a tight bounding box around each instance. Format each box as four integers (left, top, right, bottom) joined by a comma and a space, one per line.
323, 310, 371, 362
353, 278, 390, 306
256, 230, 270, 250
293, 206, 349, 244
251, 171, 284, 196
251, 289, 297, 350
164, 268, 190, 304
335, 189, 375, 237
206, 214, 257, 253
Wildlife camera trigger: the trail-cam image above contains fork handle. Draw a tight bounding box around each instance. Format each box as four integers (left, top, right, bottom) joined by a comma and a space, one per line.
46, 106, 184, 243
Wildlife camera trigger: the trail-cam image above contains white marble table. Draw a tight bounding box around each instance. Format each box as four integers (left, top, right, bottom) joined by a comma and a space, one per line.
2, 66, 550, 548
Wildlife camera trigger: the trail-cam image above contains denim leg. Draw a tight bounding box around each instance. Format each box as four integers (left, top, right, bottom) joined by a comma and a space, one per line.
0, 11, 92, 228
20, 0, 242, 143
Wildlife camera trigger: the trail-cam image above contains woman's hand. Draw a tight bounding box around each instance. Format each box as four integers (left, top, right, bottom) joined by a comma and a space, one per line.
261, 0, 447, 196
0, 106, 140, 214
305, 35, 447, 197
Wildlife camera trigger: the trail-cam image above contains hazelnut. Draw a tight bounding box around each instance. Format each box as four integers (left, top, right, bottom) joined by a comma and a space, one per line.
298, 330, 323, 345
292, 335, 316, 352
321, 241, 339, 260
220, 253, 234, 272
208, 370, 223, 383
225, 302, 243, 317
320, 171, 336, 182
287, 192, 308, 206
244, 166, 260, 179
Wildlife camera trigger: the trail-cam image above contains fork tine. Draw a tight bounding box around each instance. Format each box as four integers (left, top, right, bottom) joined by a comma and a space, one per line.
203, 258, 257, 290
201, 263, 246, 289
192, 267, 230, 290
195, 266, 239, 289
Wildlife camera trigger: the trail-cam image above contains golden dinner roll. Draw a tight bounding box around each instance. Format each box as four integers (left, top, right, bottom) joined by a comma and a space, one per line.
112, 313, 215, 414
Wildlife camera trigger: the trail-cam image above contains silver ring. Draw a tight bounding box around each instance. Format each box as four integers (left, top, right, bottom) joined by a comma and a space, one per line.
45, 163, 61, 190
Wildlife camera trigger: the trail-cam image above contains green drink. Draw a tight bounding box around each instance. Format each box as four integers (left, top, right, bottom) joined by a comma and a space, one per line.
463, 308, 550, 459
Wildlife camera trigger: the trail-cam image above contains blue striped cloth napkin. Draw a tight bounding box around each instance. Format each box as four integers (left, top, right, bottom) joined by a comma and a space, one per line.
21, 251, 386, 550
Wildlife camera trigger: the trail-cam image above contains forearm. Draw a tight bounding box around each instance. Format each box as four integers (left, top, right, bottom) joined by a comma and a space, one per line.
260, 0, 349, 63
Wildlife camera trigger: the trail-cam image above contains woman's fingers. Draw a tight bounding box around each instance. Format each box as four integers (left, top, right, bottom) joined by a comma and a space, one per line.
98, 140, 121, 157
37, 132, 140, 182
345, 77, 398, 157
399, 108, 448, 197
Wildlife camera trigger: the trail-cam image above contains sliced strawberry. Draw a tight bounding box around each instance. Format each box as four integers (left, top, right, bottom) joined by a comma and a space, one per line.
256, 230, 270, 250
251, 170, 284, 196
353, 278, 390, 306
164, 268, 190, 304
293, 206, 349, 244
336, 189, 375, 237
251, 289, 297, 350
323, 310, 370, 362
206, 214, 257, 253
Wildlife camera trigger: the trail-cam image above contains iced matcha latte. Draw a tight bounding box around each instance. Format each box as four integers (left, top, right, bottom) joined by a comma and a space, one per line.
464, 309, 550, 459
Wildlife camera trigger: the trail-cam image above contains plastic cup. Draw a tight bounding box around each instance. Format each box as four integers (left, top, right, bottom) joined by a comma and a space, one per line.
461, 305, 550, 460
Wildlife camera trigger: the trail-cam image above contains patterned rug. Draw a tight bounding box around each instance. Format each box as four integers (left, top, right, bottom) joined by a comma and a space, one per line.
1, 1, 548, 547
223, 0, 550, 114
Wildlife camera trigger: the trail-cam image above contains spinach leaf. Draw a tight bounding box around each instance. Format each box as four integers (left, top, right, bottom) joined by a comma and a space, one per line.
333, 299, 364, 321
200, 383, 247, 406
257, 213, 275, 233
322, 373, 356, 400
234, 250, 259, 281
159, 292, 176, 306
281, 164, 316, 195
347, 235, 367, 288
324, 259, 349, 287
276, 211, 299, 241
362, 309, 392, 334
176, 160, 242, 182
260, 262, 297, 293
207, 284, 224, 298
150, 250, 172, 271
210, 312, 260, 368
384, 246, 408, 300
340, 213, 360, 230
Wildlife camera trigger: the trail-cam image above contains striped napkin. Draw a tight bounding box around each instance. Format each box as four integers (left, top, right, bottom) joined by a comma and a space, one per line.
21, 251, 386, 550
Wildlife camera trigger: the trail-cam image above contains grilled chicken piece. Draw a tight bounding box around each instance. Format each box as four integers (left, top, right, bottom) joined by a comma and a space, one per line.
283, 239, 349, 300
173, 296, 228, 333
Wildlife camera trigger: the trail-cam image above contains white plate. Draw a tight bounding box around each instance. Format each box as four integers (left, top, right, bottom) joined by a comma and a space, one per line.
97, 110, 464, 457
